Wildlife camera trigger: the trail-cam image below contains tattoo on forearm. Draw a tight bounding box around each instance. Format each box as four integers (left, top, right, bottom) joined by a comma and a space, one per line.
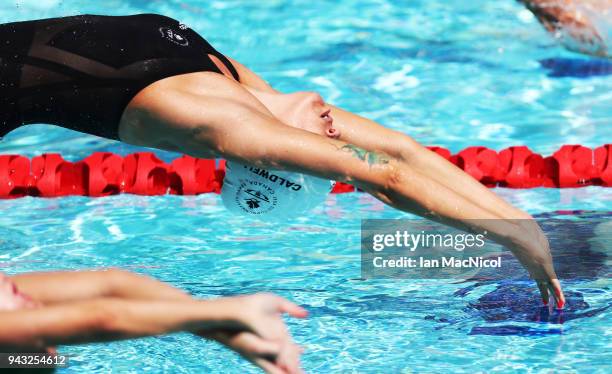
337, 144, 390, 167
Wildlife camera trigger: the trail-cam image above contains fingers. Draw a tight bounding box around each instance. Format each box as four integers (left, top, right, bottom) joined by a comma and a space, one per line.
244, 334, 282, 358
537, 281, 549, 306
220, 293, 307, 372
255, 358, 286, 374
550, 279, 566, 309
274, 296, 309, 318
215, 331, 287, 373
536, 279, 565, 309
276, 342, 304, 374
223, 331, 304, 374
225, 332, 281, 358
249, 340, 304, 374
517, 222, 566, 310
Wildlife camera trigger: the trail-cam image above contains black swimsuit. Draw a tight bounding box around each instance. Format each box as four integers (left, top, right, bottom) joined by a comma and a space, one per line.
0, 14, 239, 140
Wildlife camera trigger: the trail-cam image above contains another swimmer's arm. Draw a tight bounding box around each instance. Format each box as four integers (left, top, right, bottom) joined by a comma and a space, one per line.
10, 269, 193, 305
519, 0, 609, 57
0, 298, 241, 350
519, 0, 568, 31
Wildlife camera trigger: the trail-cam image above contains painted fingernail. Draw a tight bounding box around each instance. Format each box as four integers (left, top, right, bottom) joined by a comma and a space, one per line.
557, 300, 564, 309
542, 298, 548, 306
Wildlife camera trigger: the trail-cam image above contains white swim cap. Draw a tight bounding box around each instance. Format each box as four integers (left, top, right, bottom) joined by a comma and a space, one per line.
221, 161, 333, 219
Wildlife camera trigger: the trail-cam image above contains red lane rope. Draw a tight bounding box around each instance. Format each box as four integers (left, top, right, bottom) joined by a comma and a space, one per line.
0, 144, 610, 198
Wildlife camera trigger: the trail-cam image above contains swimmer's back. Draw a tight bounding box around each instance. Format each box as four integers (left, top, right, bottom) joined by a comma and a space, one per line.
0, 14, 239, 139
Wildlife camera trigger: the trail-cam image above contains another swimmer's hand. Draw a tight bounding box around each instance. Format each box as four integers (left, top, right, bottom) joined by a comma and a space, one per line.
521, 0, 609, 57
204, 294, 308, 374
507, 220, 566, 309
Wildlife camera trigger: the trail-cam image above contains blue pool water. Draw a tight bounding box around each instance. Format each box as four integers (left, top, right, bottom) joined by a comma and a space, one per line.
1, 0, 611, 372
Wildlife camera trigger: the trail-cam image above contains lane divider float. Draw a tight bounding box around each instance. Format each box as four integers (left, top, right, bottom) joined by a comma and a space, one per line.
0, 144, 610, 198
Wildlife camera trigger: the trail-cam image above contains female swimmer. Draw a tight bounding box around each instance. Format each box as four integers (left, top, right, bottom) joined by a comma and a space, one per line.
0, 270, 306, 374
0, 14, 565, 307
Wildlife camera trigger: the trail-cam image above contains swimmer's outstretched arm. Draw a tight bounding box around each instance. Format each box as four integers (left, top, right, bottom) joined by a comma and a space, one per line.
318, 108, 564, 306
229, 58, 531, 221
0, 296, 305, 373
231, 60, 566, 307
10, 269, 193, 304
7, 270, 306, 374
119, 73, 564, 308
0, 298, 240, 348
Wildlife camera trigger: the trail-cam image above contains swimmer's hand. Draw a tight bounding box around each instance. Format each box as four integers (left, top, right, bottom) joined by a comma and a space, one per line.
203, 294, 308, 374
506, 220, 566, 308
521, 0, 610, 58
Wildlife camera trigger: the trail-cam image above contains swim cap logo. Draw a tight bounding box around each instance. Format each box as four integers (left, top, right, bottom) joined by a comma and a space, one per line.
246, 166, 302, 191
235, 181, 278, 215
159, 27, 189, 46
